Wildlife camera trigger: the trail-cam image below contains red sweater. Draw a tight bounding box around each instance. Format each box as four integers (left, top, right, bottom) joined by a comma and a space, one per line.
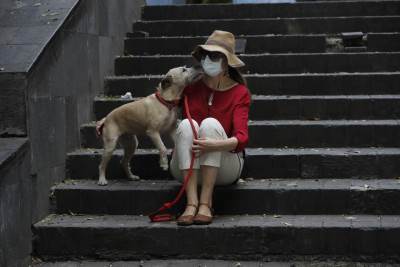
182, 80, 251, 153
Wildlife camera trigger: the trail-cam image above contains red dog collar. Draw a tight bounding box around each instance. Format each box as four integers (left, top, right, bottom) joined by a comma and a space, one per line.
155, 91, 180, 110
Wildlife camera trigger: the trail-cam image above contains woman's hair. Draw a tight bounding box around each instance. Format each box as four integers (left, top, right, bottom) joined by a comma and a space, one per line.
228, 66, 247, 86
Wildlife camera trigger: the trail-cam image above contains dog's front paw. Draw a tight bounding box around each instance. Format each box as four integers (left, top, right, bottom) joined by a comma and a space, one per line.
98, 178, 108, 186
128, 174, 140, 181
160, 163, 169, 171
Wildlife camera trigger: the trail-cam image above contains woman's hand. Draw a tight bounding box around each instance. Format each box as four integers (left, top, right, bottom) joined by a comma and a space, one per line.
191, 137, 239, 157
192, 138, 219, 157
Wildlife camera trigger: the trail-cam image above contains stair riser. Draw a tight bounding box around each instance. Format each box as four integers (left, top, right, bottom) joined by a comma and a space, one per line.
81, 124, 400, 149
66, 152, 400, 179
105, 73, 400, 96
94, 98, 400, 121
55, 187, 400, 215
124, 36, 326, 55
124, 33, 400, 55
115, 53, 400, 75
368, 33, 400, 52
250, 124, 400, 148
142, 2, 400, 20
132, 17, 400, 36
80, 126, 174, 149
33, 225, 400, 261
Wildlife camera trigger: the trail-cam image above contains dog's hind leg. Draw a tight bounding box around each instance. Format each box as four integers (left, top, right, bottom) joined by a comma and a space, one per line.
98, 127, 119, 186
120, 134, 140, 180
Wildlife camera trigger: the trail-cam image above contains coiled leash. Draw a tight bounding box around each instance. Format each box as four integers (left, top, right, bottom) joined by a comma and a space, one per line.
148, 95, 197, 222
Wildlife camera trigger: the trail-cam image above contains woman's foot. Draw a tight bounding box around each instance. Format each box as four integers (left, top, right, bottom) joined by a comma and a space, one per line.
176, 203, 198, 226
193, 202, 213, 225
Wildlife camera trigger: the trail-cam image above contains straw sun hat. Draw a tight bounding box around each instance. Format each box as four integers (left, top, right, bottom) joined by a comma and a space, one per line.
191, 30, 245, 68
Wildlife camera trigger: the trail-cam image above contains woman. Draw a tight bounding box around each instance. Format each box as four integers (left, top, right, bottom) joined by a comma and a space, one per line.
169, 30, 251, 226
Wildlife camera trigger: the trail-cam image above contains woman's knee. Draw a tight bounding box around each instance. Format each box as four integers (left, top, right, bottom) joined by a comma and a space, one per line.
199, 118, 225, 138
177, 119, 199, 138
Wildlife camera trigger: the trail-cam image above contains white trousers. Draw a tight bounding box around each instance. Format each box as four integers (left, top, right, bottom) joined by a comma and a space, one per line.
169, 118, 244, 186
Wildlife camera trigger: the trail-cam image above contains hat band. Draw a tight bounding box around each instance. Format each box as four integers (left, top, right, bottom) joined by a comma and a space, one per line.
205, 39, 234, 54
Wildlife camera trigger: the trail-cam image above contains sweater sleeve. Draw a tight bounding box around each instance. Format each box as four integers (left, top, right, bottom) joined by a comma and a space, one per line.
231, 87, 251, 153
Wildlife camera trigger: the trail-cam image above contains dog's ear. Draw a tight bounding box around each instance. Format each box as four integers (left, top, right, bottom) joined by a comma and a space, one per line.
161, 75, 173, 90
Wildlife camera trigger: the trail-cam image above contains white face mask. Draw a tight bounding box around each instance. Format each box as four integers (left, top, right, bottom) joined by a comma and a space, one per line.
200, 55, 223, 77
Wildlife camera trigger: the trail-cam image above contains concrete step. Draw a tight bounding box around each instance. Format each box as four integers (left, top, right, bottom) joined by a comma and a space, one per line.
81, 119, 400, 149
124, 33, 400, 55
104, 72, 400, 96
124, 35, 326, 55
114, 52, 400, 75
54, 179, 400, 216
33, 214, 400, 261
66, 148, 400, 179
31, 260, 399, 267
367, 33, 400, 52
141, 1, 400, 20
132, 16, 400, 36
93, 95, 400, 121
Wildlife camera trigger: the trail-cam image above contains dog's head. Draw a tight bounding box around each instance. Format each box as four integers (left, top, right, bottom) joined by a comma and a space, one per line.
158, 66, 203, 98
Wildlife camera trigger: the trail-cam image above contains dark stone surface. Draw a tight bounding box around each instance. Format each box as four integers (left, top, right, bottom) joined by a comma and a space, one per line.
81, 119, 400, 149
104, 72, 400, 96
32, 214, 400, 261
142, 1, 400, 20
115, 53, 400, 75
0, 0, 79, 73
124, 35, 326, 55
93, 94, 400, 120
32, 259, 400, 267
133, 16, 400, 36
368, 33, 400, 52
3, 0, 144, 223
80, 123, 174, 150
0, 73, 27, 135
66, 148, 400, 180
54, 179, 400, 215
0, 138, 31, 267
143, 1, 400, 20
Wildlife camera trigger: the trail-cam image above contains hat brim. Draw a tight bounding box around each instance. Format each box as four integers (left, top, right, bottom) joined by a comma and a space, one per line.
192, 44, 245, 68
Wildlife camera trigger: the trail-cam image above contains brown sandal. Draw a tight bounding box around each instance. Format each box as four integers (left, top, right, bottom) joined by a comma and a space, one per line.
176, 203, 198, 226
193, 202, 214, 225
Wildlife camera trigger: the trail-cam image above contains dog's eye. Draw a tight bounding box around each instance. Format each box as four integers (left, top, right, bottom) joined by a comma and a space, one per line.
182, 68, 187, 72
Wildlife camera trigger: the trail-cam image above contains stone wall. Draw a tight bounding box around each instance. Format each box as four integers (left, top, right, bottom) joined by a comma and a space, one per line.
0, 3, 144, 265
0, 138, 31, 267
25, 0, 144, 221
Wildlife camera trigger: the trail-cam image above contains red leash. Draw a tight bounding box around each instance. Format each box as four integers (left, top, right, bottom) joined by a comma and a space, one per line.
148, 95, 197, 222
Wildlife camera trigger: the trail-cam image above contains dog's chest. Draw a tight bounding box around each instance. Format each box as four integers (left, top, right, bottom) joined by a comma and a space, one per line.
159, 109, 178, 131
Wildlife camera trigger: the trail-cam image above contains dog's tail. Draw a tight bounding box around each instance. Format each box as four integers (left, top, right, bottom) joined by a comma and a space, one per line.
95, 117, 106, 137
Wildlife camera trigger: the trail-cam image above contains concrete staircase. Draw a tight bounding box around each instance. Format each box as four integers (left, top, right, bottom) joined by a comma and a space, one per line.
33, 1, 400, 264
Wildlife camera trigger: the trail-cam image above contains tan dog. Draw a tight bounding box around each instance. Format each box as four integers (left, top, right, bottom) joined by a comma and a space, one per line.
96, 66, 202, 185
